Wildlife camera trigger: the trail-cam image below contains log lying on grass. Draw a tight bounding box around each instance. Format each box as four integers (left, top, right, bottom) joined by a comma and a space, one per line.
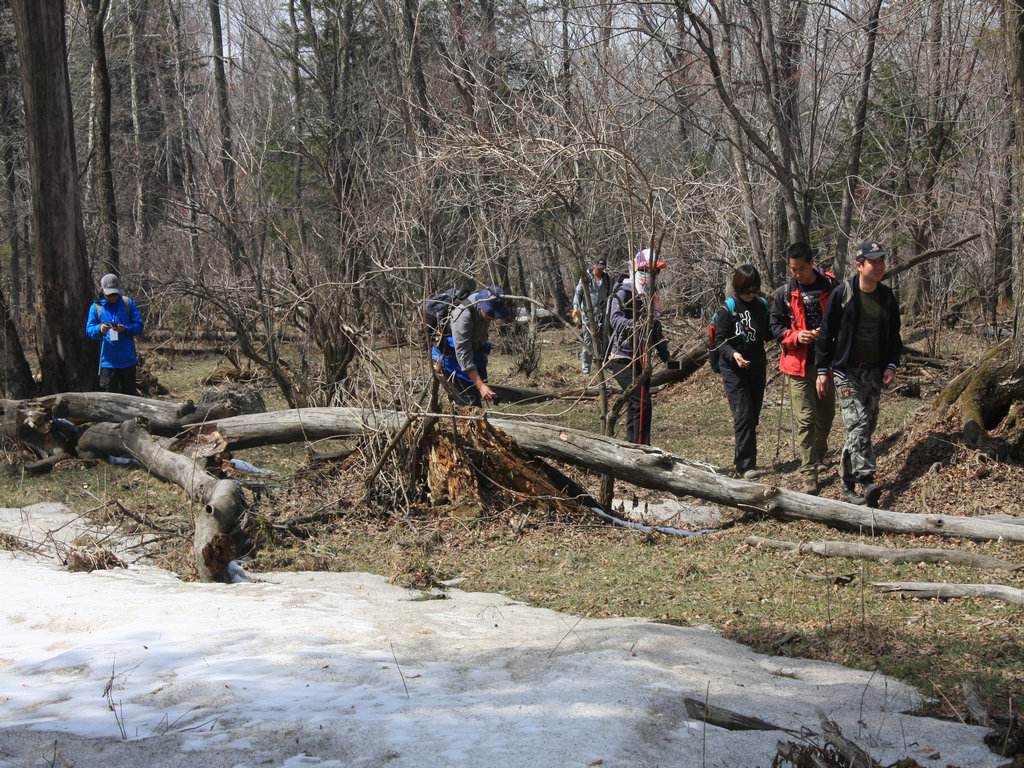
871, 581, 1024, 605
175, 406, 1024, 543
2, 391, 265, 438
745, 536, 1022, 571
14, 395, 1024, 545
0, 398, 75, 457
494, 420, 1024, 544
118, 420, 246, 583
72, 418, 246, 582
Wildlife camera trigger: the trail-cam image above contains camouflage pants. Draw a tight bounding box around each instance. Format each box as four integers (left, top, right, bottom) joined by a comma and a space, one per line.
837, 367, 883, 484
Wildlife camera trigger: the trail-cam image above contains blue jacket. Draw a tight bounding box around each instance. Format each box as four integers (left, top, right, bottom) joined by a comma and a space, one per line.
85, 295, 144, 369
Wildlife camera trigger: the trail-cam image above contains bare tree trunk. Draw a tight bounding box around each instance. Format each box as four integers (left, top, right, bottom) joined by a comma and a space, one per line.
127, 0, 150, 245
0, 282, 34, 397
82, 0, 120, 275
0, 38, 22, 311
11, 0, 97, 392
1007, 0, 1024, 364
402, 0, 431, 136
721, 16, 766, 269
167, 0, 199, 265
208, 0, 242, 274
286, 0, 306, 251
836, 0, 883, 276
994, 123, 1014, 315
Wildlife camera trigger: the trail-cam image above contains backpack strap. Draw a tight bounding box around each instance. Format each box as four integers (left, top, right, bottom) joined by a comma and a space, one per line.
840, 279, 854, 309
94, 302, 102, 324
724, 296, 736, 314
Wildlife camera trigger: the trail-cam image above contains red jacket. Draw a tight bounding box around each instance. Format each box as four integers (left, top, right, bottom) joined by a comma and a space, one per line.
769, 272, 836, 377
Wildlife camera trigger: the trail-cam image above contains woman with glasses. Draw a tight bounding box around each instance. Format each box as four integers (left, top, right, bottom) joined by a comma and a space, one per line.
714, 264, 771, 479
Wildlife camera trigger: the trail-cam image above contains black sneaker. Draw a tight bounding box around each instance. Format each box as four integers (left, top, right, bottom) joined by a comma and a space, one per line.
861, 481, 882, 507
840, 483, 866, 505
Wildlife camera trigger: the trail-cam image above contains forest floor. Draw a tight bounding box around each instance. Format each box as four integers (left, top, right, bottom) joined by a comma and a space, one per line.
1, 322, 1021, 732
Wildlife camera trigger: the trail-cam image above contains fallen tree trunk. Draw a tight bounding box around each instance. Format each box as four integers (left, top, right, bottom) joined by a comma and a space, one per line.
871, 581, 1024, 605
173, 407, 1024, 543
118, 420, 245, 582
0, 398, 76, 457
493, 420, 1024, 544
17, 395, 1024, 544
76, 418, 245, 582
43, 392, 192, 430
745, 536, 1022, 571
2, 391, 265, 437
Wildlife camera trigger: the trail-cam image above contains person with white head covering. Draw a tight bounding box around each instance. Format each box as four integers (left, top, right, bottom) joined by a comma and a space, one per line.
607, 249, 679, 444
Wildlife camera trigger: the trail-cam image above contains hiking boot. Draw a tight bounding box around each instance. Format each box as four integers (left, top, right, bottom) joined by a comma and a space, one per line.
840, 482, 866, 506
742, 468, 766, 480
861, 481, 882, 507
798, 471, 819, 496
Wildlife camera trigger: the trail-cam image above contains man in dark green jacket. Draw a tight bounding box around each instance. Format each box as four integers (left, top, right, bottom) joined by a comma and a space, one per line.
815, 241, 902, 506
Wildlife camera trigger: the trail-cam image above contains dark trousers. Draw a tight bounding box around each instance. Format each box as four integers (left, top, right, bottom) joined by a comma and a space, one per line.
99, 366, 137, 396
610, 358, 653, 444
721, 362, 766, 473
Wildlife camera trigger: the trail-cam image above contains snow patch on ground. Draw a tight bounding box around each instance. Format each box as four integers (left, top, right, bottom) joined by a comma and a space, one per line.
0, 544, 1003, 767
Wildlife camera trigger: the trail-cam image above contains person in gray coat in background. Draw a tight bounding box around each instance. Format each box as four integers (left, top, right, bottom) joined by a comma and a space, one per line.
572, 257, 610, 374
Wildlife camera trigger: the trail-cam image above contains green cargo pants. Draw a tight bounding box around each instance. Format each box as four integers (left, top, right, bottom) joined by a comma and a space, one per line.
788, 366, 836, 475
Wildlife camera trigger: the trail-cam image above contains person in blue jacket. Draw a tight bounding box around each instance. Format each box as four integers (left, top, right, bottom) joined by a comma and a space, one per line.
85, 273, 144, 394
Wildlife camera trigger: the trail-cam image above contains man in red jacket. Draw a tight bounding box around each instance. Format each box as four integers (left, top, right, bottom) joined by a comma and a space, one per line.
770, 242, 837, 494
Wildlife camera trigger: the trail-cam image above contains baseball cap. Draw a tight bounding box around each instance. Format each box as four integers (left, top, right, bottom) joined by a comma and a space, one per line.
855, 241, 888, 261
593, 257, 607, 268
100, 273, 121, 295
478, 286, 512, 321
634, 248, 667, 271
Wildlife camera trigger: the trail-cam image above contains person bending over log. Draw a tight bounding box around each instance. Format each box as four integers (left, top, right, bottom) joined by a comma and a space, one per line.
607, 249, 680, 445
714, 265, 771, 479
431, 286, 513, 407
85, 273, 144, 395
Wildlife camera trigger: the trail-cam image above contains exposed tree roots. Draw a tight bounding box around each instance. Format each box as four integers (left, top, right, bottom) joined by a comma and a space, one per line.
936, 344, 1024, 460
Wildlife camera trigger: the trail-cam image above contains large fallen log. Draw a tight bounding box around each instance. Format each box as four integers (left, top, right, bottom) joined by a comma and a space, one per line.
0, 398, 75, 457
871, 581, 1024, 605
2, 391, 265, 437
74, 419, 246, 582
171, 407, 1024, 543
744, 536, 1022, 571
492, 419, 1024, 544
16, 395, 1024, 544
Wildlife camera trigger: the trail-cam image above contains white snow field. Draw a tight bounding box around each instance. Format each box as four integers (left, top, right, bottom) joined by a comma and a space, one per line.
0, 504, 1004, 768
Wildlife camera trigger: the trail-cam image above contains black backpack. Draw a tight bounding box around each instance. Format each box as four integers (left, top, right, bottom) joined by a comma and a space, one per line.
424, 287, 471, 347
